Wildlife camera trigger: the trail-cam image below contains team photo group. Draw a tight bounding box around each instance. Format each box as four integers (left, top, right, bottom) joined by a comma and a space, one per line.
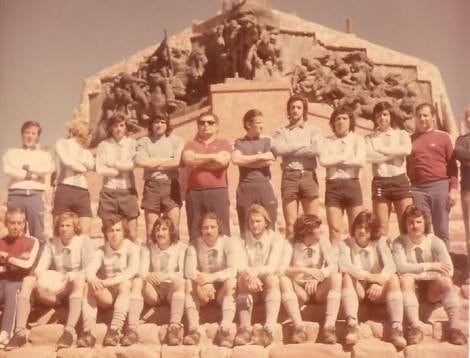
1, 93, 469, 351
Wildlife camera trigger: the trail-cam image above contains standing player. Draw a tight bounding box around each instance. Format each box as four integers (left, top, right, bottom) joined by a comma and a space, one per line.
182, 113, 232, 241
96, 114, 140, 243
53, 120, 95, 235
135, 113, 184, 241
232, 109, 277, 235
365, 101, 413, 235
272, 95, 322, 238
319, 106, 366, 247
3, 121, 54, 244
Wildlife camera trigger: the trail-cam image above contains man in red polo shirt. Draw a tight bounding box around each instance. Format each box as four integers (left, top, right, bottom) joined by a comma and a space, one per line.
182, 112, 232, 241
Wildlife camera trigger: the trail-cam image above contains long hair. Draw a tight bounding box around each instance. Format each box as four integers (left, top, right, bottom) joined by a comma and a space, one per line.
287, 94, 308, 122
150, 215, 178, 244
148, 112, 172, 137
54, 211, 81, 237
329, 106, 355, 133
293, 214, 322, 243
372, 101, 397, 130
106, 113, 128, 138
400, 204, 431, 235
101, 214, 124, 236
68, 120, 92, 148
246, 204, 272, 231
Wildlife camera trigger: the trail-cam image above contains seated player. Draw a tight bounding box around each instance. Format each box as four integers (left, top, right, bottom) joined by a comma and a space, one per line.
340, 210, 406, 349
6, 212, 94, 350
123, 215, 187, 346
392, 204, 467, 345
184, 212, 238, 347
0, 208, 40, 348
280, 214, 340, 344
235, 204, 284, 347
79, 214, 140, 347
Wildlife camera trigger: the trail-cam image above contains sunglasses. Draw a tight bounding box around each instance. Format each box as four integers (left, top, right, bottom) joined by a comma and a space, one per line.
197, 120, 216, 126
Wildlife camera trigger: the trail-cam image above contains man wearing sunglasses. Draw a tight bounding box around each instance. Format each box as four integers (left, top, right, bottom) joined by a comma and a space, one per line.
182, 112, 232, 241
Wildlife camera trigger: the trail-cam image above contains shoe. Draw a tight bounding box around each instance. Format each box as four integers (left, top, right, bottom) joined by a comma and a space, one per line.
57, 329, 74, 349
183, 329, 200, 345
406, 325, 423, 345
234, 327, 251, 346
214, 327, 233, 348
448, 328, 467, 345
390, 327, 406, 350
167, 323, 183, 346
345, 323, 360, 346
322, 325, 337, 344
252, 326, 273, 347
103, 328, 120, 347
0, 330, 10, 349
291, 325, 307, 344
120, 328, 139, 346
4, 332, 27, 351
76, 331, 96, 348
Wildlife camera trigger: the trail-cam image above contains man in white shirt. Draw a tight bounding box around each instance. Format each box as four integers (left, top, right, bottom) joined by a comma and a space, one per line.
3, 121, 54, 244
96, 114, 140, 243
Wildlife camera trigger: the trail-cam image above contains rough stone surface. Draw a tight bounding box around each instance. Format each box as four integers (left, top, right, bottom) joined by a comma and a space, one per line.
403, 342, 468, 358
160, 345, 200, 358
351, 339, 401, 358
1, 346, 57, 358
199, 345, 232, 358
29, 323, 63, 345
56, 348, 96, 358
268, 342, 348, 358
232, 344, 269, 358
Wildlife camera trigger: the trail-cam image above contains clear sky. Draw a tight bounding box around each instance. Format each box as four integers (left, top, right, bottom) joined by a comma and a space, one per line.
1, 0, 468, 164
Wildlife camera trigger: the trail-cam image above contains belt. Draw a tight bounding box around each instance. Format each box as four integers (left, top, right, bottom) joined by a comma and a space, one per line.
9, 189, 44, 195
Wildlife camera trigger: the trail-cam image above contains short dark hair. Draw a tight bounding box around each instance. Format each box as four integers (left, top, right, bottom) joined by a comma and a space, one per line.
287, 94, 308, 122
106, 113, 128, 138
101, 214, 124, 236
198, 112, 219, 125
415, 102, 436, 116
372, 101, 398, 129
329, 106, 355, 133
21, 121, 42, 136
293, 214, 322, 243
198, 211, 224, 236
400, 204, 432, 235
150, 215, 178, 244
242, 109, 263, 131
148, 112, 172, 137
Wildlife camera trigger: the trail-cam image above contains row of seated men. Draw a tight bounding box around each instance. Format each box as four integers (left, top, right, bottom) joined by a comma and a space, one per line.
0, 203, 466, 351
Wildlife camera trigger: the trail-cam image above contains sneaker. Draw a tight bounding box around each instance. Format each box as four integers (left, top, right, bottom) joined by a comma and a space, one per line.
322, 325, 337, 344
5, 331, 27, 350
252, 326, 273, 347
406, 325, 423, 345
57, 329, 74, 349
234, 327, 251, 346
390, 327, 406, 350
120, 328, 139, 346
167, 323, 183, 346
0, 330, 10, 349
214, 327, 233, 348
103, 329, 120, 347
345, 323, 360, 346
76, 331, 96, 348
448, 328, 467, 345
291, 325, 307, 344
183, 329, 200, 345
